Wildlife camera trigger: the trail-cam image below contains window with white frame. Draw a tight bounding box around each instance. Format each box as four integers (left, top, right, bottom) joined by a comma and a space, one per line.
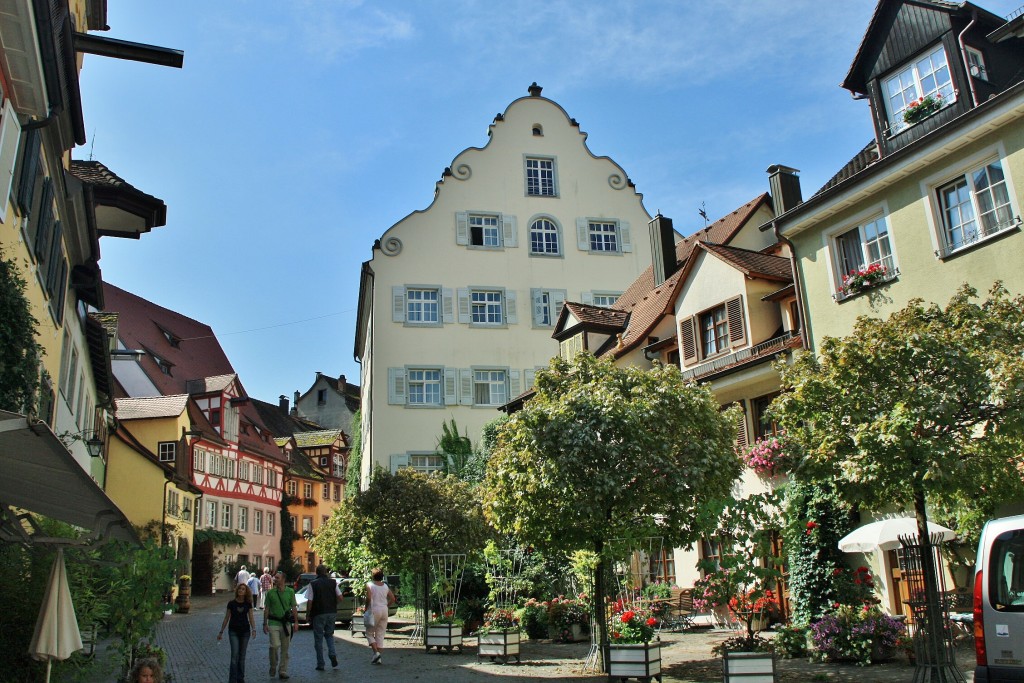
408, 369, 442, 405
471, 290, 503, 325
303, 482, 312, 499
529, 218, 560, 255
469, 213, 500, 246
936, 159, 1015, 254
206, 500, 217, 528
406, 288, 439, 323
884, 44, 954, 134
531, 288, 566, 327
302, 517, 312, 534
222, 503, 232, 529
832, 216, 895, 288
322, 483, 330, 499
589, 221, 619, 252
238, 506, 248, 532
591, 292, 621, 307
525, 157, 556, 196
410, 453, 445, 473
966, 46, 988, 81
254, 509, 263, 534
267, 469, 277, 489
182, 497, 192, 521
267, 514, 275, 536
473, 370, 507, 406
253, 465, 263, 484
239, 461, 250, 481
167, 490, 180, 516
193, 448, 206, 472
158, 441, 176, 463
700, 305, 730, 358
195, 500, 202, 526
286, 480, 297, 497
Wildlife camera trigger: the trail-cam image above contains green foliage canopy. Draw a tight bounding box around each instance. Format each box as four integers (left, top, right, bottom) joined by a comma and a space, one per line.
772, 284, 1024, 540
0, 249, 42, 414
483, 353, 742, 553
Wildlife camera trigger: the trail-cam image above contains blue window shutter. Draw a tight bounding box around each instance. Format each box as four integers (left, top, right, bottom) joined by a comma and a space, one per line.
387, 368, 406, 405
505, 289, 517, 325
620, 221, 632, 252
576, 218, 590, 250
392, 287, 405, 323
389, 454, 410, 474
509, 370, 522, 398
501, 214, 518, 247
457, 288, 471, 324
441, 288, 454, 323
17, 128, 40, 215
443, 368, 457, 405
551, 290, 566, 323
0, 99, 22, 223
459, 368, 473, 405
33, 179, 53, 263
455, 212, 469, 245
581, 291, 594, 305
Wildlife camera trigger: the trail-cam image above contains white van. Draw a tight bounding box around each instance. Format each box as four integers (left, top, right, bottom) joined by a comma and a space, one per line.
974, 514, 1024, 682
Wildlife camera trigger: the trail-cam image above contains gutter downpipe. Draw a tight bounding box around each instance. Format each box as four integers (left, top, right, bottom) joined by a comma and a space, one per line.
959, 11, 980, 107
161, 477, 173, 546
772, 221, 810, 353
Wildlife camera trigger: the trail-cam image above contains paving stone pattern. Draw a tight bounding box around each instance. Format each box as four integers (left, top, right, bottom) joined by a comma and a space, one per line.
152, 595, 976, 682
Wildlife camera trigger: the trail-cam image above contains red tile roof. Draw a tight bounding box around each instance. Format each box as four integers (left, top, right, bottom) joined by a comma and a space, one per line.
699, 243, 793, 282
103, 283, 235, 397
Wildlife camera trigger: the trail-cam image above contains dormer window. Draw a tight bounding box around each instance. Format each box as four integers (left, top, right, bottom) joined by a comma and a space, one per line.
884, 44, 954, 135
966, 46, 988, 82
149, 350, 173, 375
157, 325, 181, 348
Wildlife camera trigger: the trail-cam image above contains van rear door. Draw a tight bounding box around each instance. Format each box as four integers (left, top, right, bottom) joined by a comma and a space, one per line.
976, 516, 1024, 682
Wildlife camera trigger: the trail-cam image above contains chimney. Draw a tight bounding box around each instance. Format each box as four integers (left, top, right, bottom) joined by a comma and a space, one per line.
649, 214, 677, 287
766, 165, 802, 216
278, 394, 289, 415
338, 374, 346, 387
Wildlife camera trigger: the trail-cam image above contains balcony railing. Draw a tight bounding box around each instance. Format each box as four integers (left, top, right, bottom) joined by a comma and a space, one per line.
681, 331, 798, 382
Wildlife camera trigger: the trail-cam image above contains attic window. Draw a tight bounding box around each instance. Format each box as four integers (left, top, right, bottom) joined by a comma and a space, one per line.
149, 350, 173, 375
884, 44, 954, 135
317, 389, 327, 405
162, 329, 180, 348
966, 46, 988, 81
532, 124, 543, 136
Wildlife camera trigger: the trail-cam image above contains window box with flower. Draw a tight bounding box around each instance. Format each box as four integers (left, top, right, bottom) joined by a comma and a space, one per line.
902, 93, 945, 126
742, 435, 796, 478
607, 607, 661, 680
837, 263, 893, 298
477, 608, 521, 663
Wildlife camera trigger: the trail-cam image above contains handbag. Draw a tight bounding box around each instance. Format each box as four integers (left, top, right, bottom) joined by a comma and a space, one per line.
364, 610, 375, 629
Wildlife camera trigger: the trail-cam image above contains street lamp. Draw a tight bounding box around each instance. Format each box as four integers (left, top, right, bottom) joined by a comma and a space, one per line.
85, 434, 104, 458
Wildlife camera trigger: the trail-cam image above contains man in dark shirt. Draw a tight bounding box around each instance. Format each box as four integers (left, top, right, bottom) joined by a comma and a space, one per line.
302, 564, 342, 671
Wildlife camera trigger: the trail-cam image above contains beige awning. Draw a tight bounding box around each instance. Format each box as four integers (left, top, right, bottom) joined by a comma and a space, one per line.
0, 410, 137, 545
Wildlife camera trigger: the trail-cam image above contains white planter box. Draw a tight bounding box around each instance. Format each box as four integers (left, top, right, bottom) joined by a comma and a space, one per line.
479, 629, 521, 663
426, 623, 463, 652
351, 615, 367, 636
723, 651, 775, 682
607, 641, 661, 680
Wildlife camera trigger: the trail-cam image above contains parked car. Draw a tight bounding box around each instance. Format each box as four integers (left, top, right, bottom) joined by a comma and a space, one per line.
293, 572, 316, 593
294, 577, 399, 626
973, 514, 1024, 682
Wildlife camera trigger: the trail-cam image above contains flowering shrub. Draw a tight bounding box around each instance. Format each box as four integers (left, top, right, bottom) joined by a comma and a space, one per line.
729, 589, 780, 620
810, 605, 906, 666
692, 572, 732, 612
642, 582, 673, 619
742, 435, 796, 477
519, 598, 548, 639
429, 609, 462, 626
608, 607, 658, 644
839, 263, 889, 296
477, 607, 519, 635
773, 623, 810, 658
547, 595, 590, 640
903, 93, 943, 125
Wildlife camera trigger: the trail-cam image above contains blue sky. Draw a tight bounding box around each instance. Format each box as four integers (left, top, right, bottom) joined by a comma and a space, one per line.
79, 0, 1022, 404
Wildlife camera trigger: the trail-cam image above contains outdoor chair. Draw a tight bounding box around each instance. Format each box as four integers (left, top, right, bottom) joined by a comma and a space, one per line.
663, 588, 696, 632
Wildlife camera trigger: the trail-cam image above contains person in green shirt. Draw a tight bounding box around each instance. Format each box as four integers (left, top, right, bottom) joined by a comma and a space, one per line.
262, 571, 298, 680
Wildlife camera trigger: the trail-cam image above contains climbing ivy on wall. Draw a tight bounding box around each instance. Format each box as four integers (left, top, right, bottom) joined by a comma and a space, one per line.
0, 248, 42, 414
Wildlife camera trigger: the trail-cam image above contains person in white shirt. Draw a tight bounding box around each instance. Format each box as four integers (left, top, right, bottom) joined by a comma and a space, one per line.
364, 568, 396, 664
235, 565, 250, 587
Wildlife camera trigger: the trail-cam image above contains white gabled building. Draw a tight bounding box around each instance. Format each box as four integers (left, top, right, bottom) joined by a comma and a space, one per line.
354, 83, 662, 483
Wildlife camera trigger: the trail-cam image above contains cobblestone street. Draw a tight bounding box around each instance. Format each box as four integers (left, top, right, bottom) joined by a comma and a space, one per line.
145, 594, 977, 682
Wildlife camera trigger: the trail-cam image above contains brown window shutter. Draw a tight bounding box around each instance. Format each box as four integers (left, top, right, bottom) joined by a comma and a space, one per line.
727, 296, 746, 347
736, 406, 749, 451
680, 317, 697, 364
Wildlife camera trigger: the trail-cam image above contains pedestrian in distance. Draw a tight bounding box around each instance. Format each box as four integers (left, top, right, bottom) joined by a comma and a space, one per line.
364, 567, 396, 664
258, 566, 273, 610
246, 573, 261, 610
301, 564, 342, 671
217, 584, 256, 683
263, 570, 298, 680
235, 564, 250, 587
128, 656, 164, 683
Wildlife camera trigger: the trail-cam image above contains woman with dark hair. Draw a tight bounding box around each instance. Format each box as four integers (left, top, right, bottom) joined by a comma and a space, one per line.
364, 568, 396, 664
217, 583, 256, 683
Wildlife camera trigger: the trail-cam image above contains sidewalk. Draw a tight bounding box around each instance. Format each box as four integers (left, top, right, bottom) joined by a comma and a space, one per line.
153, 595, 976, 682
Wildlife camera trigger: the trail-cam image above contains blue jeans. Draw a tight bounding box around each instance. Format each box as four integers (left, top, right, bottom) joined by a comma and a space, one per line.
228, 629, 250, 683
311, 612, 337, 667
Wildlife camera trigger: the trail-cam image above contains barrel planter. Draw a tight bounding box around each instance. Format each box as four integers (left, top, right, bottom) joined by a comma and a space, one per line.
607, 641, 661, 682
175, 579, 192, 614
479, 628, 521, 663
426, 623, 462, 652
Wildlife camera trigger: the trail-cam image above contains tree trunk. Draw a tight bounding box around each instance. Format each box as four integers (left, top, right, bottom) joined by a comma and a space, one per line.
594, 538, 608, 673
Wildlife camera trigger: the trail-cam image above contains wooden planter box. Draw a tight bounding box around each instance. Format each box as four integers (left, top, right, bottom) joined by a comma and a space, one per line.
426, 623, 463, 652
550, 623, 587, 642
478, 629, 521, 663
607, 641, 661, 681
722, 651, 775, 682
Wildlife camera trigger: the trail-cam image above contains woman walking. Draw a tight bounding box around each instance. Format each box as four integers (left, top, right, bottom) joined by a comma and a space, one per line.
364, 568, 396, 664
218, 584, 256, 683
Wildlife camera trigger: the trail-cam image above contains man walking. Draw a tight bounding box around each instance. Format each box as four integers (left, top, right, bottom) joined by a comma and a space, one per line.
263, 571, 298, 680
235, 564, 250, 587
258, 567, 273, 610
301, 564, 342, 671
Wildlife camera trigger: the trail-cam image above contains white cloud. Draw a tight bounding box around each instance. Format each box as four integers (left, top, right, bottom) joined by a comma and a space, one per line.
287, 0, 416, 62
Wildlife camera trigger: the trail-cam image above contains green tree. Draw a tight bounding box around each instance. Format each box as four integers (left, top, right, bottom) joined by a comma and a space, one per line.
772, 284, 1024, 671
0, 249, 42, 414
482, 353, 742, 656
436, 417, 486, 482
346, 409, 362, 498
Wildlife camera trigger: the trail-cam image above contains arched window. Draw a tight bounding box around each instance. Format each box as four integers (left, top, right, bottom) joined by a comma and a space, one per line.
529, 218, 560, 255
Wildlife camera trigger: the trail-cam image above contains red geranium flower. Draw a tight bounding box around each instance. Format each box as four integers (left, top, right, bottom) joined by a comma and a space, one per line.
620, 611, 635, 623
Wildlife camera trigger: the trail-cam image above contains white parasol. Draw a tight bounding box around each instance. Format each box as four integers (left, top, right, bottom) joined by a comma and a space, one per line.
838, 517, 956, 553
28, 548, 83, 683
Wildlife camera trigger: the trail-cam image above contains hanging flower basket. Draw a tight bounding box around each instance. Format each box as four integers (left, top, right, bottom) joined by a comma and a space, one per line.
741, 435, 796, 478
